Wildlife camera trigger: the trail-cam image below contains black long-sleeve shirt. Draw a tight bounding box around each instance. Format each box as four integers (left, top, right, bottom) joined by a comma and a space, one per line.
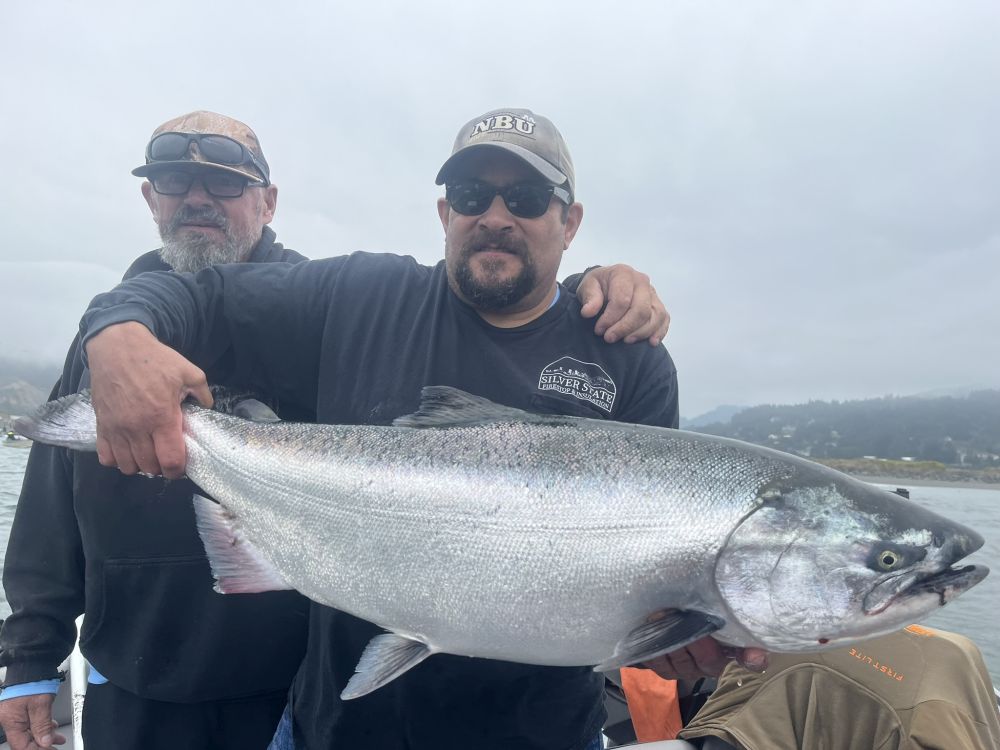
0, 228, 313, 702
76, 251, 679, 749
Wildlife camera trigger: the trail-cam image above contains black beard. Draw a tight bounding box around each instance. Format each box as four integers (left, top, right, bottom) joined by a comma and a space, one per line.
452, 230, 536, 310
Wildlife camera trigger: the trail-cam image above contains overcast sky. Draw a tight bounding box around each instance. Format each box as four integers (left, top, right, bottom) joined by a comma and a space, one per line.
2, 1, 997, 418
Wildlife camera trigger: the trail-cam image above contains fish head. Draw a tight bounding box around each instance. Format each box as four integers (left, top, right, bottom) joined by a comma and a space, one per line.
714, 475, 988, 651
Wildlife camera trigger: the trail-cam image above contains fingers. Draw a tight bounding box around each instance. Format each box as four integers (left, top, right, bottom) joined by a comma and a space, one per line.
187, 378, 215, 410
152, 412, 188, 480
638, 636, 737, 680
594, 271, 640, 342
86, 321, 206, 478
640, 651, 696, 681
27, 709, 63, 748
576, 274, 604, 319
95, 434, 117, 471
624, 291, 671, 347
576, 265, 668, 345
651, 302, 671, 346
93, 395, 176, 477
583, 265, 672, 346
0, 695, 63, 750
733, 646, 768, 673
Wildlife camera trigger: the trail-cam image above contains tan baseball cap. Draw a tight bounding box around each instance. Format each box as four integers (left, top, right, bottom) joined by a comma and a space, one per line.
132, 110, 270, 184
435, 108, 575, 199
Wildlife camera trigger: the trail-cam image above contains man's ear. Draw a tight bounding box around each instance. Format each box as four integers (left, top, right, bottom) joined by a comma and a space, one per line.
261, 184, 278, 224
141, 181, 160, 223
563, 202, 584, 249
437, 197, 450, 233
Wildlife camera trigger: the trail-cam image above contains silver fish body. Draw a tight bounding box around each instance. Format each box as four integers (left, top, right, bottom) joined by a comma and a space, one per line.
17, 387, 988, 698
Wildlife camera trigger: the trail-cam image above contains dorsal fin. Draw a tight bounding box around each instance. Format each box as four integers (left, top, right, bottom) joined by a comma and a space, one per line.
393, 386, 574, 429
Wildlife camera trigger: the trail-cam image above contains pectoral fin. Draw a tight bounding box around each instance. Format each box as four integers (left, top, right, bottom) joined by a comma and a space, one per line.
193, 495, 292, 594
595, 609, 724, 672
341, 633, 437, 700
231, 398, 281, 423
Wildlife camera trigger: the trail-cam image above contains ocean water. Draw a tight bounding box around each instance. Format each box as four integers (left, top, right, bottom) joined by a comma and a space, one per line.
0, 445, 29, 618
0, 446, 998, 684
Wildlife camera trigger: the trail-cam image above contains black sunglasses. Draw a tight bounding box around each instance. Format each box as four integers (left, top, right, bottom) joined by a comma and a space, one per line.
149, 170, 257, 198
446, 181, 571, 219
146, 132, 270, 184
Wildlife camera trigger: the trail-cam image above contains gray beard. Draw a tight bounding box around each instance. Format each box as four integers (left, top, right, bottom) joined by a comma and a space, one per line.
157, 206, 259, 273
158, 234, 251, 273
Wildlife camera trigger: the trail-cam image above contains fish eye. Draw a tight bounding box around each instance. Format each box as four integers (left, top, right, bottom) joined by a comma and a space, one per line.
866, 542, 925, 573
877, 550, 900, 570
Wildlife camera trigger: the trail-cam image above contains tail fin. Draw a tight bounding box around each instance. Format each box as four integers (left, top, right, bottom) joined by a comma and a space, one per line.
14, 392, 98, 451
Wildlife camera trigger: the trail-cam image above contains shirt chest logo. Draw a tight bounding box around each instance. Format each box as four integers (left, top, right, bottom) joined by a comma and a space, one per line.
538, 357, 617, 413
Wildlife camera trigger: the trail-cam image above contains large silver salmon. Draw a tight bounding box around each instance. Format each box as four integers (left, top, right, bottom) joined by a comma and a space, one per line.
16, 387, 988, 699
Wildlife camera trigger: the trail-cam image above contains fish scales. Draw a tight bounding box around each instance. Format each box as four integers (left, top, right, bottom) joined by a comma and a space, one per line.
183, 411, 813, 661
16, 387, 989, 697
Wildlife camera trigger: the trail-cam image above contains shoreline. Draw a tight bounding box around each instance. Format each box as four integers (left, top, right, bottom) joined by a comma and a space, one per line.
851, 475, 1000, 491
815, 459, 1000, 490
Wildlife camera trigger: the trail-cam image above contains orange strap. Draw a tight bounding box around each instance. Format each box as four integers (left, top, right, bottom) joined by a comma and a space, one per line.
619, 668, 683, 742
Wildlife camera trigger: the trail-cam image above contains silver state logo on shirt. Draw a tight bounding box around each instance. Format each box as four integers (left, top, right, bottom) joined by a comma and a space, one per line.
537, 357, 617, 413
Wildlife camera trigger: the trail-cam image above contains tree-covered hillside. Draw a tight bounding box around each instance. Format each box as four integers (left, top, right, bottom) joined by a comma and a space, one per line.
694, 390, 1000, 467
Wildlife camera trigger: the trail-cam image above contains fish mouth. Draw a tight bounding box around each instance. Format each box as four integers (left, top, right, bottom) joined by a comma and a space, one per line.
905, 563, 990, 603
863, 564, 990, 615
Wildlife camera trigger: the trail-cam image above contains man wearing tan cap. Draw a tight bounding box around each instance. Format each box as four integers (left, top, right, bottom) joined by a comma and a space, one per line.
68, 106, 691, 750
0, 109, 671, 749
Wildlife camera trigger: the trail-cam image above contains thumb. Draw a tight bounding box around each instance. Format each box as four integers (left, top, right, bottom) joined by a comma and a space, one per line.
182, 364, 214, 410
736, 647, 768, 673
27, 702, 55, 747
577, 277, 605, 319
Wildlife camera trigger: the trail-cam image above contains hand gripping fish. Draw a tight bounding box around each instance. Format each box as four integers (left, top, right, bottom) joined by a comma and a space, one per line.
16, 386, 988, 699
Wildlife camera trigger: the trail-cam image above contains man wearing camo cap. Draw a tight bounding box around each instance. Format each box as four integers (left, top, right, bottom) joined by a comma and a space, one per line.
0, 111, 311, 750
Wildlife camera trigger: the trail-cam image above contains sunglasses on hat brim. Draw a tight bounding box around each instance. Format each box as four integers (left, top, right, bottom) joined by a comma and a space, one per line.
146, 132, 270, 185
445, 181, 571, 219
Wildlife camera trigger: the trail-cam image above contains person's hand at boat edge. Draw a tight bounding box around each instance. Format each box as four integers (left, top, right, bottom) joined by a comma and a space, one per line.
638, 636, 769, 681
576, 264, 670, 346
0, 693, 66, 749
85, 321, 213, 479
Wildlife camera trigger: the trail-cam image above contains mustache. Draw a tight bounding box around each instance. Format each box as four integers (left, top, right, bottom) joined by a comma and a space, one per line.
167, 206, 229, 234
463, 229, 525, 257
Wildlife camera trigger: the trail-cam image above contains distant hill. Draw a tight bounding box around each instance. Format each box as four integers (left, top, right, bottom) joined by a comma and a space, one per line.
681, 404, 746, 429
692, 389, 1000, 468
911, 384, 995, 399
0, 380, 48, 419
0, 358, 59, 420
0, 358, 60, 394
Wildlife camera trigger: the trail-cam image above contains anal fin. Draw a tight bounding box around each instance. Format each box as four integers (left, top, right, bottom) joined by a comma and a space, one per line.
341, 633, 436, 700
595, 609, 724, 672
193, 495, 292, 594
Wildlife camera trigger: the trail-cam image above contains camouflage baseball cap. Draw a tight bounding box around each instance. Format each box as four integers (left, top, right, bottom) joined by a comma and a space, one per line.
435, 108, 575, 199
132, 110, 270, 184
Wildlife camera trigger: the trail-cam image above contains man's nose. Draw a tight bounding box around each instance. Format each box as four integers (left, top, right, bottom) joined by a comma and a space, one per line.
182, 178, 214, 206
477, 194, 515, 229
